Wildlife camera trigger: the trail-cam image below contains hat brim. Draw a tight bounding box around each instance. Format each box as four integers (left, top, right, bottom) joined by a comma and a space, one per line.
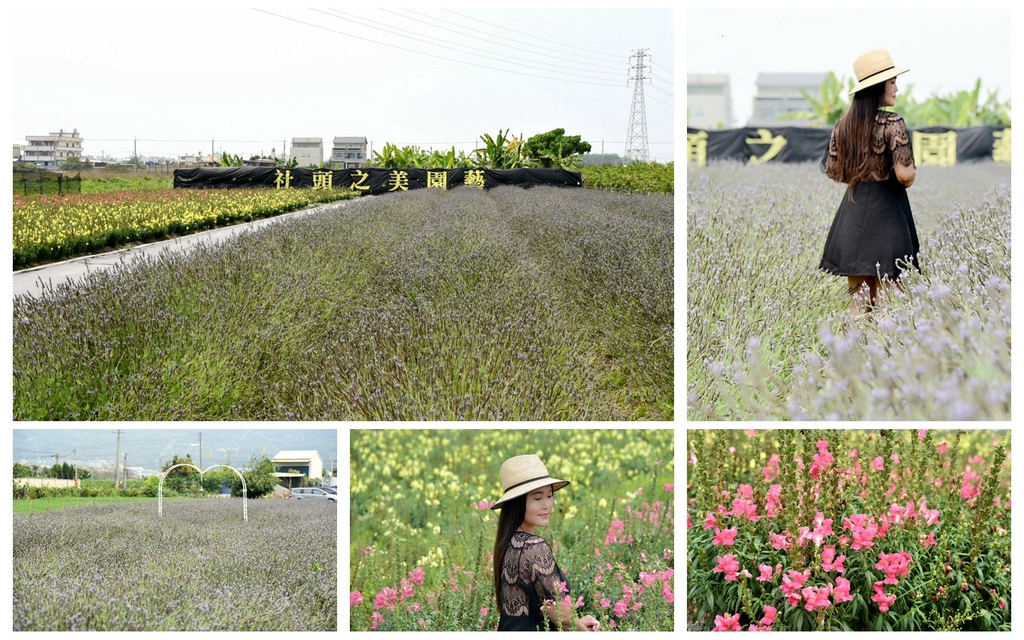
491, 478, 569, 510
850, 66, 909, 95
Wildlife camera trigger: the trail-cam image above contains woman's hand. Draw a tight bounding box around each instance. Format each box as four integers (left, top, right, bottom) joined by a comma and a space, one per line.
577, 615, 601, 631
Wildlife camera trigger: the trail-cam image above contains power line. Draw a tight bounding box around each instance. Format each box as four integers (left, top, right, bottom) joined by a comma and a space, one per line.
394, 8, 627, 69
319, 9, 625, 82
256, 8, 626, 88
443, 8, 626, 61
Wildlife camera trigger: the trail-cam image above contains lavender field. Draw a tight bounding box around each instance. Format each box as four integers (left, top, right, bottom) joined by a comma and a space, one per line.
688, 162, 1010, 420
13, 186, 673, 420
13, 499, 337, 631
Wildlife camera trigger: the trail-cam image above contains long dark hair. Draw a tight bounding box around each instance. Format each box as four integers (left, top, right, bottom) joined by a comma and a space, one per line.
828, 81, 887, 195
493, 495, 527, 611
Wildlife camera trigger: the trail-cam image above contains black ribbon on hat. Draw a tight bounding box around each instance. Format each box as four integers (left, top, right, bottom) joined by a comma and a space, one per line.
859, 65, 895, 82
504, 475, 554, 491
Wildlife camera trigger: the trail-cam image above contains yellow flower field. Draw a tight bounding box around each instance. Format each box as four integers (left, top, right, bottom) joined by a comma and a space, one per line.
13, 188, 354, 268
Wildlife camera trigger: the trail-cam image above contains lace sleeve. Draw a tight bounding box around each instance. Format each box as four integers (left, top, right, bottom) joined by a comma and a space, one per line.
520, 536, 566, 602
886, 113, 915, 168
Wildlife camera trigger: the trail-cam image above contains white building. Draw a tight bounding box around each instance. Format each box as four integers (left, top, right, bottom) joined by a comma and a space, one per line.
272, 450, 325, 486
21, 128, 84, 168
749, 73, 828, 128
688, 73, 733, 130
331, 136, 367, 168
290, 137, 324, 167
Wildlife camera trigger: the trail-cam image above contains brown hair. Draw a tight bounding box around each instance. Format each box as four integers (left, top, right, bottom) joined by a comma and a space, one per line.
826, 82, 887, 196
493, 494, 527, 611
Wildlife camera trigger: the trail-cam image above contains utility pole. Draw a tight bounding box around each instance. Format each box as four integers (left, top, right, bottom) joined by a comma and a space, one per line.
123, 452, 129, 486
114, 429, 122, 490
73, 449, 78, 484
625, 49, 650, 163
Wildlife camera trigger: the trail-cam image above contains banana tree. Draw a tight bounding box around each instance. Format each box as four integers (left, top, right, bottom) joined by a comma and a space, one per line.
780, 72, 852, 127
220, 151, 244, 167
474, 129, 525, 169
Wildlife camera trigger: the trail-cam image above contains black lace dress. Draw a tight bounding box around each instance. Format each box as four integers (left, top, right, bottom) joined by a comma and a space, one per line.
498, 531, 570, 631
819, 110, 921, 278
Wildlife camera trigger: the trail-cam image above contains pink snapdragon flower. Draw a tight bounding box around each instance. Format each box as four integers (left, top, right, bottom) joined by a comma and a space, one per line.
810, 440, 835, 478
801, 584, 832, 612
713, 527, 738, 546
374, 586, 399, 611
780, 570, 808, 606
713, 554, 740, 581
769, 531, 792, 550
810, 512, 835, 545
756, 564, 774, 582
760, 605, 777, 626
762, 454, 781, 483
765, 484, 783, 517
871, 582, 896, 612
821, 545, 846, 573
714, 612, 741, 631
613, 600, 628, 618
832, 577, 853, 603
731, 498, 760, 522
875, 551, 912, 584
919, 531, 937, 548
870, 456, 885, 471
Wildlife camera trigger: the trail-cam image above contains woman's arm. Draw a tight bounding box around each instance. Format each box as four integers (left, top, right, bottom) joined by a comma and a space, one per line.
894, 161, 915, 188
889, 114, 915, 188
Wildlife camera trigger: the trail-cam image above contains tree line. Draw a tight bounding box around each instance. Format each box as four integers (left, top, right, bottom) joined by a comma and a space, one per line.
13, 454, 330, 500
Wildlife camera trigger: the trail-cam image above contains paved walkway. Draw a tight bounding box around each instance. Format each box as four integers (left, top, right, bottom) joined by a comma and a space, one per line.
12, 201, 357, 299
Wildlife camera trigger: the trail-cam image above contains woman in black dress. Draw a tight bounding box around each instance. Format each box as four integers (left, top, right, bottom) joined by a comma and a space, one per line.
820, 49, 919, 315
491, 455, 600, 632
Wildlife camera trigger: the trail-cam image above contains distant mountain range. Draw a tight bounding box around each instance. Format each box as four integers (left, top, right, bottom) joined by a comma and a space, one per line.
13, 428, 338, 477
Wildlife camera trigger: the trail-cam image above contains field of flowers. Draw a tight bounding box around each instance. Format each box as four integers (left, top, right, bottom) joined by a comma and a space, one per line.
13, 186, 673, 420
688, 162, 1010, 420
13, 499, 337, 631
13, 187, 356, 267
687, 429, 1011, 631
349, 429, 675, 631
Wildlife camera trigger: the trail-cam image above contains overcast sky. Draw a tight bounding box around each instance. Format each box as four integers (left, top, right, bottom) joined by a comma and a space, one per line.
688, 6, 1013, 128
11, 2, 675, 162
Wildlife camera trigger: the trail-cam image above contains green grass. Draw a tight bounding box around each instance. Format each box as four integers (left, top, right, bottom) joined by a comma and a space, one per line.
13, 495, 178, 513
78, 171, 174, 193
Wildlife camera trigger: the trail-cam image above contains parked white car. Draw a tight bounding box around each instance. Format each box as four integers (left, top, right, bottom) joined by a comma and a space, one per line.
290, 487, 337, 502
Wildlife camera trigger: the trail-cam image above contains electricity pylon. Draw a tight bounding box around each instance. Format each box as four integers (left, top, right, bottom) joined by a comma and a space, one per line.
625, 48, 650, 163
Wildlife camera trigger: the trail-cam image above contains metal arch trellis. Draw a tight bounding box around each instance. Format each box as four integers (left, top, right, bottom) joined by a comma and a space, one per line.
158, 463, 248, 522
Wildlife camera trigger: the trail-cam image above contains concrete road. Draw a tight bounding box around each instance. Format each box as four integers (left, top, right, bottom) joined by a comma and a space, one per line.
12, 201, 358, 299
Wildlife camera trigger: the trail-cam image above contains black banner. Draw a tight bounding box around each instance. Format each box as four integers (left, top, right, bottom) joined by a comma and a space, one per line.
687, 125, 1011, 166
173, 167, 583, 193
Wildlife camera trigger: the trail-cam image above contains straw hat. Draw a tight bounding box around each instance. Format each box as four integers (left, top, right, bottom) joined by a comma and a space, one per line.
849, 49, 909, 95
491, 455, 569, 510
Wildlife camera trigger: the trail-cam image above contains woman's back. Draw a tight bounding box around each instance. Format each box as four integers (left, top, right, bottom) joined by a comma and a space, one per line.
825, 109, 913, 185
